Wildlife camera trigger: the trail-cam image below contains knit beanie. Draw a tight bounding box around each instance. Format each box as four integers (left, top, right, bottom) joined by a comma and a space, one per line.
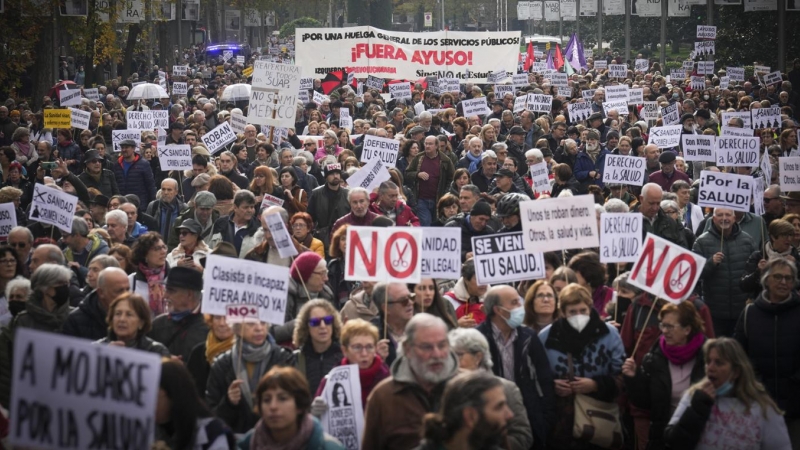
291, 252, 323, 282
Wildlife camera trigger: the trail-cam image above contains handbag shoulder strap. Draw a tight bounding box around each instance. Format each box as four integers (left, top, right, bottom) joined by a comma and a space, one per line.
567, 353, 575, 382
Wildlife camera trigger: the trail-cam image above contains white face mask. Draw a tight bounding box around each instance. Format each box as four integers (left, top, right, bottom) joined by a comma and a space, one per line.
567, 314, 591, 333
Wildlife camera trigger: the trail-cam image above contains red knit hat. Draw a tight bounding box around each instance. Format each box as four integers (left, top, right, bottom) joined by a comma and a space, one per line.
291, 252, 323, 282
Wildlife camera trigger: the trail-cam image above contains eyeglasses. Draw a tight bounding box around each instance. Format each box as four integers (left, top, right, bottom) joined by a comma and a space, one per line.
0, 259, 16, 265
388, 296, 414, 305
309, 315, 334, 327
292, 223, 307, 229
7, 242, 26, 249
313, 269, 328, 276
770, 274, 794, 284
658, 322, 679, 332
303, 143, 314, 147
151, 244, 167, 251
348, 344, 375, 353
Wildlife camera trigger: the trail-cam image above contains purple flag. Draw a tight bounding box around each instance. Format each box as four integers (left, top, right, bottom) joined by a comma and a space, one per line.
546, 48, 555, 70
576, 34, 587, 69
564, 33, 587, 70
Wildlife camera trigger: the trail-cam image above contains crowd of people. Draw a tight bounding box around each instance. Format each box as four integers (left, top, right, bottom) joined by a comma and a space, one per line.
0, 44, 799, 450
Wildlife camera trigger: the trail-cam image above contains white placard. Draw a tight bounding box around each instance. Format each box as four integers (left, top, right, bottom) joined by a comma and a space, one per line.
608, 64, 627, 78
671, 68, 688, 80
697, 25, 717, 39
628, 88, 643, 105
581, 89, 596, 100
720, 126, 753, 137
439, 77, 460, 93
29, 184, 77, 233
0, 203, 17, 237
494, 84, 514, 98
594, 60, 608, 70
600, 213, 643, 263
529, 161, 551, 194
513, 95, 527, 113
248, 61, 301, 128
83, 88, 99, 101
605, 85, 629, 102
299, 77, 314, 90
126, 111, 155, 131
230, 111, 247, 134
761, 153, 773, 185
520, 195, 599, 253
661, 103, 680, 126
715, 136, 759, 167
112, 129, 142, 153
568, 101, 592, 122
635, 59, 649, 72
261, 193, 285, 210
173, 65, 188, 76
512, 73, 529, 88
550, 73, 569, 90
421, 227, 462, 280
526, 93, 553, 113
488, 69, 509, 84
779, 157, 800, 192
265, 212, 299, 259
603, 99, 628, 116
473, 231, 546, 285
694, 41, 715, 56
389, 82, 412, 99
726, 67, 745, 82
721, 111, 752, 129
152, 110, 168, 129
157, 144, 192, 171
691, 76, 706, 91
641, 102, 659, 121
226, 304, 259, 323
172, 81, 188, 95
753, 177, 765, 216
339, 109, 352, 131
719, 76, 730, 90
345, 227, 423, 283
343, 157, 391, 192
648, 125, 683, 149
461, 97, 490, 116
59, 88, 82, 107
697, 61, 714, 75
697, 170, 752, 212
681, 134, 716, 162
320, 364, 364, 450
70, 107, 91, 130
201, 121, 237, 154
9, 328, 161, 450
201, 254, 290, 325
629, 233, 706, 303
365, 75, 384, 91
603, 154, 646, 186
361, 135, 400, 167
751, 106, 781, 129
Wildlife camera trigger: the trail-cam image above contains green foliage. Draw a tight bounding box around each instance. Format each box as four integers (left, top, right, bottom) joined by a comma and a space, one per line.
280, 17, 323, 37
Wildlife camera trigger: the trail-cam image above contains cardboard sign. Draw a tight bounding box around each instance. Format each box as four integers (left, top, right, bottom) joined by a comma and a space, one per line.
152, 110, 168, 129
697, 170, 752, 212
157, 144, 192, 171
681, 134, 716, 162
761, 152, 773, 184
779, 157, 800, 192
439, 77, 460, 93
312, 90, 326, 106
265, 212, 298, 259
44, 109, 72, 128
339, 109, 352, 131
83, 88, 99, 101
605, 85, 629, 102
201, 121, 237, 154
473, 231, 546, 285
513, 95, 527, 113
721, 110, 753, 129
602, 99, 628, 116
29, 184, 77, 233
763, 70, 782, 86
661, 103, 680, 126
594, 60, 608, 70
461, 97, 490, 116
694, 41, 715, 56
529, 161, 551, 194
600, 213, 643, 263
715, 136, 759, 167
0, 203, 17, 237
230, 111, 247, 134
691, 76, 706, 90
697, 61, 714, 75
520, 194, 599, 253
389, 82, 412, 99
360, 135, 400, 167
126, 111, 156, 131
726, 67, 745, 82
494, 84, 514, 98
641, 102, 659, 121
172, 81, 188, 95
201, 254, 290, 325
608, 64, 627, 78
320, 364, 364, 450
697, 25, 717, 39
751, 106, 781, 130
59, 88, 82, 107
550, 73, 569, 90
526, 93, 552, 113
629, 233, 706, 303
752, 177, 765, 216
603, 154, 645, 186
345, 226, 423, 283
173, 65, 188, 76
112, 129, 142, 153
248, 61, 301, 128
568, 101, 592, 122
365, 75, 383, 91
512, 73, 529, 88
299, 77, 314, 90
581, 89, 596, 100
635, 59, 649, 72
70, 107, 91, 130
9, 328, 161, 450
421, 227, 462, 280
670, 68, 688, 80
488, 69, 509, 84
344, 157, 391, 193
648, 125, 683, 149
719, 76, 730, 90
628, 88, 644, 105
225, 303, 260, 323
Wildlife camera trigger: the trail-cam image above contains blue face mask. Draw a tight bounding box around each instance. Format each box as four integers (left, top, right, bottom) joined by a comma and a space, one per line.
170, 309, 193, 322
356, 102, 363, 108
716, 379, 734, 397
672, 93, 679, 100
501, 306, 525, 329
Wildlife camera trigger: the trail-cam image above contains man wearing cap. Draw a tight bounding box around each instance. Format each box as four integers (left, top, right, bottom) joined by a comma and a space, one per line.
408, 125, 426, 145
149, 266, 209, 361
165, 122, 185, 145
489, 168, 528, 198
63, 217, 109, 275
446, 201, 496, 262
112, 138, 157, 208
648, 151, 690, 192
169, 191, 219, 250
505, 126, 529, 175
63, 267, 130, 341
307, 163, 350, 251
79, 149, 119, 198
487, 100, 505, 122
587, 113, 609, 142
89, 194, 110, 228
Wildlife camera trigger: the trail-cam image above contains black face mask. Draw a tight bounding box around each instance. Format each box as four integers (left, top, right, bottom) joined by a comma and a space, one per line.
8, 301, 25, 317
53, 284, 71, 307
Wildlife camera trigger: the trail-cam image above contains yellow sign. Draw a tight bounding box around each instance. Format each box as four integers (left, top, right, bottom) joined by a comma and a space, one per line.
243, 66, 254, 77
217, 65, 224, 74
546, 42, 551, 50
44, 109, 71, 128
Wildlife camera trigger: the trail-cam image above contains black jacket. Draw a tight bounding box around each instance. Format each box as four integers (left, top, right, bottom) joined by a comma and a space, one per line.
78, 169, 120, 198
62, 290, 108, 341
220, 169, 249, 190
663, 389, 715, 450
444, 214, 496, 262
293, 341, 343, 395
148, 312, 209, 362
739, 247, 800, 298
644, 209, 689, 249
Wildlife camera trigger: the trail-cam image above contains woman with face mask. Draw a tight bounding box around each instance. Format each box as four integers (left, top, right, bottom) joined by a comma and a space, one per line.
664, 338, 792, 450
538, 283, 626, 449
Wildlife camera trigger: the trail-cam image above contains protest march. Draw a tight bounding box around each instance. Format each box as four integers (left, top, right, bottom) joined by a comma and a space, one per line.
2, 11, 800, 450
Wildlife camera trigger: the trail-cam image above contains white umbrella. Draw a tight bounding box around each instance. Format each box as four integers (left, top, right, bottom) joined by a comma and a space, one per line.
127, 83, 170, 100
220, 83, 251, 102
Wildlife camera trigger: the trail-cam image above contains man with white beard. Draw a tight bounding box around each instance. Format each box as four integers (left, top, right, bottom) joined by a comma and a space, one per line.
363, 312, 461, 450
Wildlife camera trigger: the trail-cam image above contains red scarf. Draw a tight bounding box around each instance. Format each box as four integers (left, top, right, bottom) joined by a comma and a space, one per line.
342, 355, 390, 407
138, 263, 166, 316
659, 332, 704, 366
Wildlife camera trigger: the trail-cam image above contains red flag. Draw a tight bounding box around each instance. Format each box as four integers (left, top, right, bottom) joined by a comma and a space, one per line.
554, 44, 564, 71
524, 41, 534, 71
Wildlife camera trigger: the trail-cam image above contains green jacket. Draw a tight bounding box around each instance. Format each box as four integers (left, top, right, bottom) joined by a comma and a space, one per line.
405, 150, 455, 205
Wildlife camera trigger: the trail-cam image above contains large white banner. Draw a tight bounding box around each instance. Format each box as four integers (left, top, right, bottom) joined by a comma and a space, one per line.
520, 195, 599, 253
295, 27, 522, 83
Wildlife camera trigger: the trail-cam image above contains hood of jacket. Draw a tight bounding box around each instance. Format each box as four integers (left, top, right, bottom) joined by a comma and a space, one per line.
754, 290, 800, 314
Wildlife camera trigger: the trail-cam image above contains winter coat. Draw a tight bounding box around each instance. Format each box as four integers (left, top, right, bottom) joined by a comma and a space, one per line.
95, 334, 170, 356
57, 140, 82, 174
293, 341, 343, 395
307, 185, 350, 249
165, 244, 209, 269
734, 291, 800, 418
573, 147, 610, 192
220, 169, 249, 190
78, 169, 120, 198
148, 312, 209, 362
270, 278, 335, 344
146, 197, 187, 240
368, 197, 420, 227
330, 211, 379, 239
740, 246, 800, 298
327, 257, 357, 309
693, 223, 757, 320
443, 277, 489, 325
63, 233, 110, 271
648, 169, 691, 193
112, 154, 157, 207
167, 207, 220, 251
236, 415, 345, 450
207, 214, 261, 258
444, 214, 496, 262
340, 288, 379, 323
62, 290, 109, 341
643, 208, 690, 249
405, 150, 456, 203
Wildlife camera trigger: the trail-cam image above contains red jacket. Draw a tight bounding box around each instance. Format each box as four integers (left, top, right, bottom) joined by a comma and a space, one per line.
368, 194, 420, 226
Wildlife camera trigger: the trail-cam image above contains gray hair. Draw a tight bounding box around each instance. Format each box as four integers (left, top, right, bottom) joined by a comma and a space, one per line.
491, 142, 508, 152
347, 187, 369, 202
404, 312, 448, 346
233, 189, 256, 206
105, 209, 128, 227
448, 328, 493, 370
378, 180, 398, 195
71, 217, 89, 237
460, 184, 481, 198
9, 226, 33, 244
372, 281, 399, 309
641, 183, 663, 199
563, 138, 577, 150
5, 276, 30, 300
36, 244, 65, 265
419, 111, 432, 121
604, 198, 630, 213
292, 156, 307, 167
88, 254, 120, 270
97, 267, 127, 289
660, 200, 680, 213
595, 203, 606, 218
525, 148, 544, 162
31, 263, 72, 292
481, 150, 497, 161
760, 257, 797, 289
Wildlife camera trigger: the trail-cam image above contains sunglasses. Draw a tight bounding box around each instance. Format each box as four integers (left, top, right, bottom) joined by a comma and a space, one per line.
309, 315, 334, 327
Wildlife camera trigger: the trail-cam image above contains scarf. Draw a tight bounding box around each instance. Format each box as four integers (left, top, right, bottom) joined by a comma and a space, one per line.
250, 414, 315, 450
764, 241, 791, 260
232, 336, 272, 410
342, 355, 390, 407
205, 330, 234, 364
466, 151, 482, 173
58, 139, 74, 148
15, 141, 33, 158
659, 332, 704, 366
585, 145, 600, 162
138, 263, 166, 316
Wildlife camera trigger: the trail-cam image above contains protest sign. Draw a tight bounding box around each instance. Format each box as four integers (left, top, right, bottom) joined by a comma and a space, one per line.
661, 103, 680, 125
236, 55, 245, 65
439, 77, 460, 92
670, 68, 688, 80
529, 161, 551, 194
69, 108, 91, 130
581, 89, 596, 100
202, 254, 290, 325
173, 64, 188, 76
29, 184, 77, 233
697, 170, 752, 212
550, 73, 569, 90
127, 111, 155, 131
682, 61, 694, 74
720, 126, 752, 138
151, 110, 168, 129
532, 61, 548, 73
261, 193, 285, 210
520, 194, 599, 253
389, 82, 412, 99
0, 203, 17, 237
726, 66, 745, 82
230, 111, 248, 134
605, 84, 629, 102
201, 121, 237, 154
83, 88, 99, 101
512, 73, 529, 88
594, 60, 608, 70
494, 84, 514, 98
226, 304, 259, 323
249, 61, 301, 128
648, 125, 683, 149
600, 212, 643, 263
753, 176, 765, 216
513, 95, 527, 113
761, 153, 773, 185
635, 59, 649, 72
751, 106, 781, 129
697, 25, 717, 39
608, 64, 627, 78
157, 144, 192, 171
461, 97, 490, 116
629, 233, 706, 303
697, 61, 714, 75
725, 111, 755, 129
719, 76, 730, 90
265, 212, 299, 259
339, 109, 353, 131
365, 75, 383, 91
342, 158, 391, 192
779, 157, 800, 192
345, 226, 422, 283
44, 109, 71, 128
312, 90, 326, 106
715, 136, 759, 167
172, 81, 188, 95
694, 41, 715, 56
641, 102, 659, 121
473, 232, 546, 284
298, 90, 310, 104
9, 328, 161, 450
488, 69, 508, 83
690, 76, 706, 91
320, 365, 364, 450
296, 27, 521, 82
299, 77, 314, 90
602, 99, 628, 117
59, 88, 82, 107
628, 88, 643, 105
112, 129, 141, 153
421, 227, 461, 279
361, 134, 400, 167
681, 134, 716, 162
526, 93, 552, 113
603, 154, 645, 186
567, 102, 592, 122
